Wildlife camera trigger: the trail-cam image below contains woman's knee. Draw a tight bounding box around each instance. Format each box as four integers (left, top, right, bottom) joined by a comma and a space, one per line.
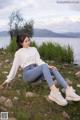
50, 67, 58, 74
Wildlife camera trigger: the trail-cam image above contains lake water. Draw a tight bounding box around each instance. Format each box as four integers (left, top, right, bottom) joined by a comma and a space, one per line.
0, 36, 80, 65
0, 36, 11, 49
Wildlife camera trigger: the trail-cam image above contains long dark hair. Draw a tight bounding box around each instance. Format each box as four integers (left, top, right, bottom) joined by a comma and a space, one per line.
16, 33, 30, 49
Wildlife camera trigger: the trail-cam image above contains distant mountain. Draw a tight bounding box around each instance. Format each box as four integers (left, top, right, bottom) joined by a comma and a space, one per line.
0, 29, 80, 38
33, 28, 80, 38
33, 29, 59, 37
0, 31, 9, 36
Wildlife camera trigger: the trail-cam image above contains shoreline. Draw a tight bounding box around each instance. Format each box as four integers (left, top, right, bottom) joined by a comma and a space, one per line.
0, 37, 80, 65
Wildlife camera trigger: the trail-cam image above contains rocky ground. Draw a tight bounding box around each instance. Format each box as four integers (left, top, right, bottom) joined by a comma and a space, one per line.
0, 49, 80, 120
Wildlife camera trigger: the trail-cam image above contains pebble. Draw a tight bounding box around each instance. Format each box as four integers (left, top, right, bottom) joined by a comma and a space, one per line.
18, 74, 22, 78
75, 71, 80, 77
5, 59, 10, 63
26, 92, 37, 97
0, 96, 7, 103
2, 71, 8, 74
77, 84, 80, 88
4, 98, 13, 108
13, 96, 19, 101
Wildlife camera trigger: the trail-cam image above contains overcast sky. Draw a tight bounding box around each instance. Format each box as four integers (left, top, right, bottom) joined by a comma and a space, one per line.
0, 0, 80, 32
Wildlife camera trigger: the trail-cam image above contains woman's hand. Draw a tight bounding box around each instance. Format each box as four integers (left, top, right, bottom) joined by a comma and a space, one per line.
48, 65, 57, 70
0, 81, 10, 89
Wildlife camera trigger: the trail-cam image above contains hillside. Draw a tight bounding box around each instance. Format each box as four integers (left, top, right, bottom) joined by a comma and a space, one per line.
0, 29, 80, 38
33, 28, 80, 38
0, 49, 80, 119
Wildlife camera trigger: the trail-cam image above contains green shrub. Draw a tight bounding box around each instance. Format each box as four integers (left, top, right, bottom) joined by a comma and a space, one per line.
38, 42, 73, 63
6, 38, 38, 54
30, 41, 38, 48
6, 37, 17, 54
6, 38, 73, 63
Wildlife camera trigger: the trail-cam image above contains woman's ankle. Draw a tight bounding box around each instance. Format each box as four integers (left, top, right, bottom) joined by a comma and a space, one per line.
50, 84, 57, 90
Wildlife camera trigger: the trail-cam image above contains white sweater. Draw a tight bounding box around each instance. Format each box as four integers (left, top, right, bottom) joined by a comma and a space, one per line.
6, 47, 46, 83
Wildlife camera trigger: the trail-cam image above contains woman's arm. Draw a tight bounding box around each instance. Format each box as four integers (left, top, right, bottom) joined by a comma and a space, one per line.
0, 52, 20, 88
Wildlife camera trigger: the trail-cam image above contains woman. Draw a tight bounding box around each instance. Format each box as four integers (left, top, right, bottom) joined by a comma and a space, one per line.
0, 33, 80, 106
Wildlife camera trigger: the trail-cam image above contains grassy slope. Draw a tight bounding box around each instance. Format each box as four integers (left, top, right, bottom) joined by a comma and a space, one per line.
0, 49, 80, 120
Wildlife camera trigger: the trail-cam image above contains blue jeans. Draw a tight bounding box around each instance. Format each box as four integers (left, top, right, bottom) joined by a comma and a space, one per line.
23, 63, 68, 88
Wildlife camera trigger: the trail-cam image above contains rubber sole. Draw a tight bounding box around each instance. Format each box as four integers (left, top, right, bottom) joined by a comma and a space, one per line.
66, 96, 80, 101
48, 95, 68, 106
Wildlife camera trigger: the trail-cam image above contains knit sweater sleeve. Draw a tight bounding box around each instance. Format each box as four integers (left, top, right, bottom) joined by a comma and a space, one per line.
5, 52, 20, 83
35, 47, 46, 65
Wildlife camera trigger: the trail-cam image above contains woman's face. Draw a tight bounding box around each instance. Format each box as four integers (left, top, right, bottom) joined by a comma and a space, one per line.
21, 37, 30, 48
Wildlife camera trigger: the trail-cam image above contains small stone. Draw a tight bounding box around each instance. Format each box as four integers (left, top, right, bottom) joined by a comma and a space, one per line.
75, 71, 80, 77
16, 90, 20, 95
0, 96, 7, 103
18, 74, 22, 78
2, 71, 8, 74
13, 96, 19, 101
26, 92, 37, 97
68, 71, 72, 74
5, 59, 10, 63
77, 84, 80, 88
4, 98, 13, 108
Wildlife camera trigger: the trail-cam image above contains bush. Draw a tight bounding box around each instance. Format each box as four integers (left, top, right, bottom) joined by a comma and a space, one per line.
6, 38, 73, 63
6, 37, 17, 54
38, 42, 73, 63
6, 38, 38, 54
30, 41, 38, 48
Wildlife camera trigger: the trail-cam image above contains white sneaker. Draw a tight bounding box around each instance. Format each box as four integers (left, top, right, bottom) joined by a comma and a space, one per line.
48, 85, 68, 106
66, 86, 80, 101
